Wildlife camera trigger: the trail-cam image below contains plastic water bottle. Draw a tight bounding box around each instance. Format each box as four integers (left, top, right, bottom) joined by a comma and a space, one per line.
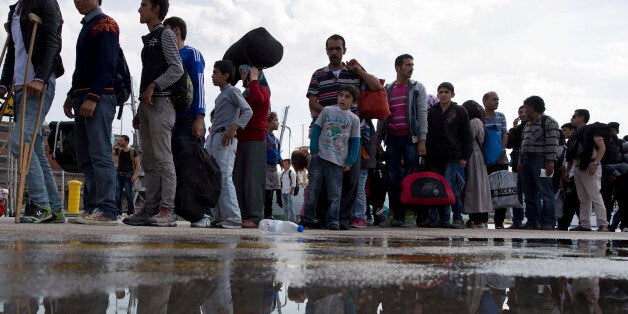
259, 219, 304, 235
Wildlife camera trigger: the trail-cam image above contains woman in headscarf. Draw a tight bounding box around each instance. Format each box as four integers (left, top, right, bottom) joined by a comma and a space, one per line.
461, 100, 493, 228
233, 65, 271, 228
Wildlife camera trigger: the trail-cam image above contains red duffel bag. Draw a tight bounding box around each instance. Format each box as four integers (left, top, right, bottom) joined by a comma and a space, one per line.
401, 159, 455, 206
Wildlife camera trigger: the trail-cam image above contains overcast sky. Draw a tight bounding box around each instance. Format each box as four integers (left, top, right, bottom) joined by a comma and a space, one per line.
1, 0, 627, 156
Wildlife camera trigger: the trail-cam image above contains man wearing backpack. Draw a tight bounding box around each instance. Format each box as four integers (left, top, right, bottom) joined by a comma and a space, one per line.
65, 0, 120, 225
114, 135, 140, 217
125, 0, 183, 227
565, 109, 613, 232
483, 91, 510, 228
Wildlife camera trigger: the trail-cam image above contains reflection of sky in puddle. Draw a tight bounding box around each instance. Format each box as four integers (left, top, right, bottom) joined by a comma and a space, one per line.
0, 238, 627, 313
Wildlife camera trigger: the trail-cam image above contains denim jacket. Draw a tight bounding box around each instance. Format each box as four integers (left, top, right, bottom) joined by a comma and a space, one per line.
376, 79, 427, 144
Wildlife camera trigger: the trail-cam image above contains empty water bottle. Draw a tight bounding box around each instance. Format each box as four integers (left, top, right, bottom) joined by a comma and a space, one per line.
259, 219, 304, 235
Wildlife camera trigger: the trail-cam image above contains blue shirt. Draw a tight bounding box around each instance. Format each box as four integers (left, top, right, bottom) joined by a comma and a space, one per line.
177, 45, 205, 119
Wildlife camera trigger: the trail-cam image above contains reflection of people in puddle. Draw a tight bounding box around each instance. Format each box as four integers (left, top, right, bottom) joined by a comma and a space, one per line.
261, 282, 283, 313
42, 293, 109, 313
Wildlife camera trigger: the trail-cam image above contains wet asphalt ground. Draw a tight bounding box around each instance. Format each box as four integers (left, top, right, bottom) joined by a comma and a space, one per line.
1, 216, 627, 313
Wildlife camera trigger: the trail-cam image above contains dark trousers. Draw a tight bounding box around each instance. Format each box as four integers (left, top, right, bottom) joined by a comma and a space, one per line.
264, 189, 280, 218
557, 179, 580, 230
601, 174, 616, 223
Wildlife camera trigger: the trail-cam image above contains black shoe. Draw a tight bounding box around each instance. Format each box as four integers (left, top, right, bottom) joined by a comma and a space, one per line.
340, 221, 351, 230
122, 206, 155, 226
327, 223, 339, 230
299, 219, 321, 229
540, 224, 555, 231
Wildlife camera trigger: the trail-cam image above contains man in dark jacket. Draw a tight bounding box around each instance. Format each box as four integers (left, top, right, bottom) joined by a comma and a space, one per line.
0, 0, 65, 223
426, 82, 473, 229
65, 0, 120, 225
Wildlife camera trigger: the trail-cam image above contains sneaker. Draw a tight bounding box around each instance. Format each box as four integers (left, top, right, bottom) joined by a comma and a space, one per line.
70, 209, 117, 226
147, 207, 177, 227
402, 219, 416, 228
366, 218, 374, 226
450, 219, 465, 229
379, 216, 402, 228
219, 220, 241, 229
570, 225, 592, 231
465, 220, 476, 229
241, 220, 259, 228
350, 219, 367, 228
540, 224, 555, 231
43, 210, 65, 223
597, 226, 610, 232
191, 215, 212, 228
506, 223, 522, 230
475, 222, 488, 229
123, 206, 156, 226
623, 228, 628, 232
20, 204, 52, 223
327, 223, 339, 230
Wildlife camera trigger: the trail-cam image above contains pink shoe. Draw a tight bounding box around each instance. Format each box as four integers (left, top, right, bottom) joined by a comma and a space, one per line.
350, 219, 367, 228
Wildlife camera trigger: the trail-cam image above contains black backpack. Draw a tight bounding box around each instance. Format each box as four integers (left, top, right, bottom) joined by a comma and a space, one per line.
169, 68, 194, 114
115, 46, 132, 119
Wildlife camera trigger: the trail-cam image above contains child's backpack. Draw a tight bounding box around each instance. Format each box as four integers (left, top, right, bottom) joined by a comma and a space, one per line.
482, 124, 502, 166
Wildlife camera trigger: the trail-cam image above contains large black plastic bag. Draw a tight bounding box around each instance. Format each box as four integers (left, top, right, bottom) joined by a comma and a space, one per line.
174, 142, 221, 222
223, 27, 283, 84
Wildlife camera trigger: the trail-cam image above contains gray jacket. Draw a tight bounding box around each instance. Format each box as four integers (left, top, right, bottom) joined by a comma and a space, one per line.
376, 79, 427, 144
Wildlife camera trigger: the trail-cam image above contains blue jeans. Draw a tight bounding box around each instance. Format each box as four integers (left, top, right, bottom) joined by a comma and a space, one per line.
352, 169, 368, 221
428, 162, 464, 222
10, 84, 61, 210
303, 156, 343, 226
116, 173, 134, 215
281, 193, 295, 222
521, 156, 556, 227
73, 94, 118, 218
209, 131, 241, 224
385, 135, 418, 221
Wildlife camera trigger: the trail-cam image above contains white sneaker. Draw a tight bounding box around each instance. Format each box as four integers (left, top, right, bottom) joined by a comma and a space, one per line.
191, 215, 211, 228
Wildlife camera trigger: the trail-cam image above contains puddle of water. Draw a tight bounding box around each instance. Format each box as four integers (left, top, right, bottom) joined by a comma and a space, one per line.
0, 237, 627, 313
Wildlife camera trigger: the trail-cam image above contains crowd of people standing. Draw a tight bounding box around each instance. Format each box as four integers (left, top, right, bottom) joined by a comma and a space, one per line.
1, 0, 625, 232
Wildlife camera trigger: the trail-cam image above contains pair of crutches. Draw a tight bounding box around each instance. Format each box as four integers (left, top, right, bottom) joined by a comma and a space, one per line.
0, 13, 45, 223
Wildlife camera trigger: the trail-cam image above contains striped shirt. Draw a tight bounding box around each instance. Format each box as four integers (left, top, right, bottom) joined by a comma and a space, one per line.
519, 115, 561, 161
153, 26, 183, 93
387, 83, 409, 136
485, 111, 508, 135
306, 66, 365, 110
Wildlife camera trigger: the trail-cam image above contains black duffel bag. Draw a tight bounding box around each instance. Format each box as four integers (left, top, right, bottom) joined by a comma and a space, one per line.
222, 27, 283, 84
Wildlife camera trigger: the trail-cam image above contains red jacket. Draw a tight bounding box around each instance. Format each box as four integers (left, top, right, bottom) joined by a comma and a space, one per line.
237, 80, 270, 142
